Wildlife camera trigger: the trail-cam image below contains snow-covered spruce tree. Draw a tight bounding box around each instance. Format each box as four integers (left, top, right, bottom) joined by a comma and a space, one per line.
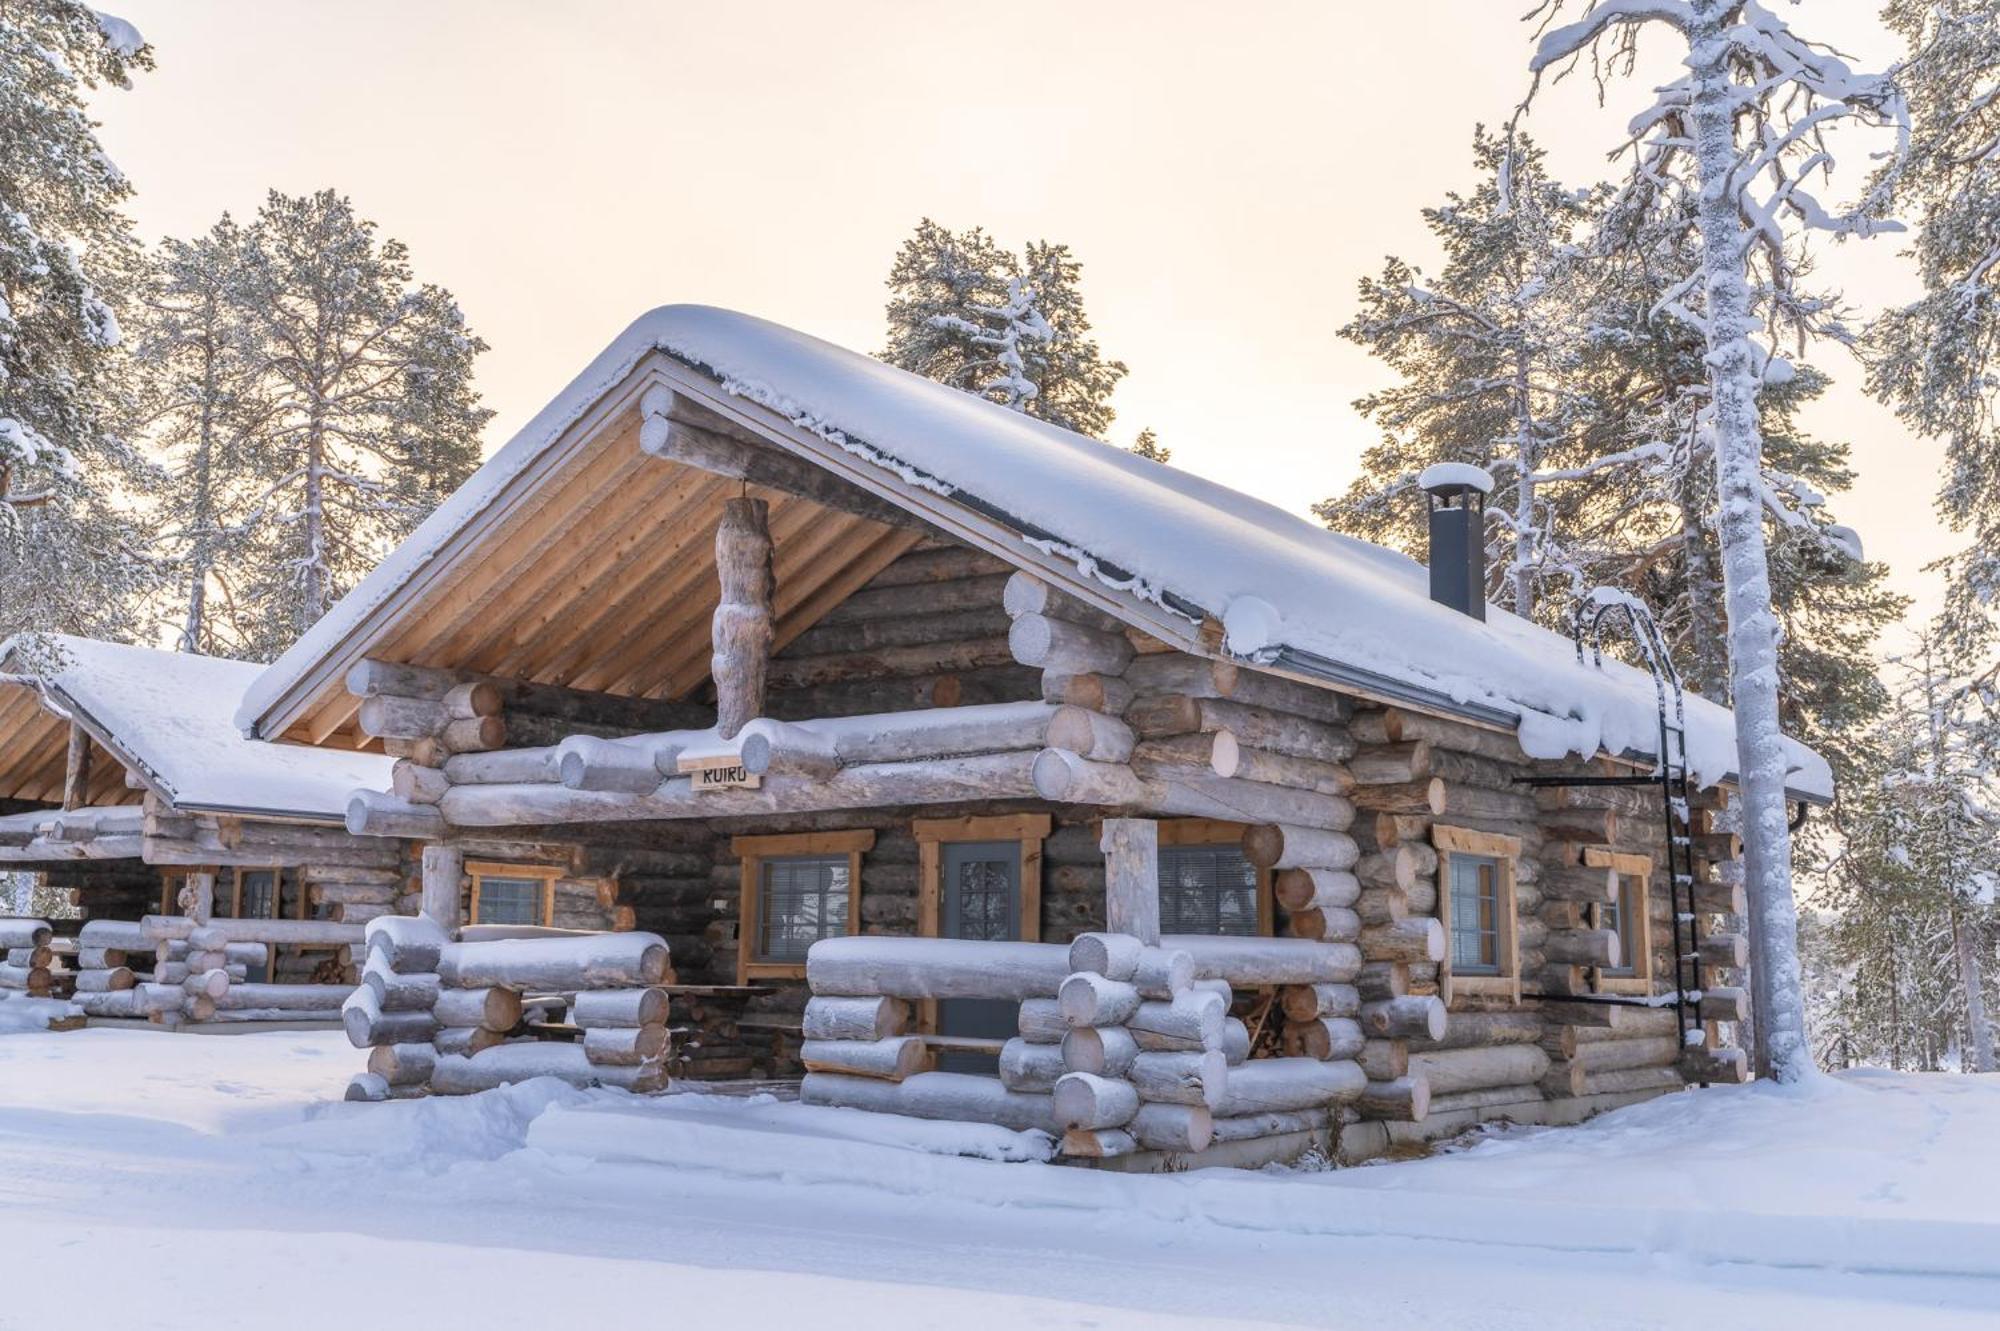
129, 217, 267, 655
1319, 129, 1605, 619
882, 219, 1127, 438
227, 190, 489, 658
1867, 2, 2000, 637
1525, 0, 1906, 1081
1823, 629, 2000, 1072
0, 3, 159, 641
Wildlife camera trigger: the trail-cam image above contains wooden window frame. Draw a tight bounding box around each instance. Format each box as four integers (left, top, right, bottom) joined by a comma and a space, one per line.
1434, 824, 1522, 1004
913, 814, 1051, 943
734, 831, 874, 981
1584, 847, 1655, 995
225, 865, 285, 921
1156, 818, 1274, 938
466, 861, 563, 930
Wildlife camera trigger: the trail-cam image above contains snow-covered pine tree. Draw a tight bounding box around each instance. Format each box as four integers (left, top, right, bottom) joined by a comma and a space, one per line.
1574, 195, 1903, 793
1868, 2, 2000, 638
227, 190, 489, 657
1319, 129, 1602, 619
1525, 0, 1907, 1083
1823, 628, 2000, 1072
130, 217, 266, 655
1129, 427, 1170, 463
0, 3, 159, 642
882, 220, 1127, 438
1321, 128, 1898, 801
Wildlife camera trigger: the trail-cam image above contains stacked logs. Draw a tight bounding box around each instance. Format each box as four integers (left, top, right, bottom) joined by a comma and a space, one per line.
1060, 933, 1372, 1159
1684, 794, 1753, 1085
70, 918, 146, 1016
345, 918, 673, 1100
346, 664, 506, 840
412, 700, 1065, 831
0, 918, 59, 998
1050, 932, 1207, 1158
1001, 579, 1415, 1137
764, 542, 1034, 721
347, 659, 713, 837
798, 932, 1371, 1162
799, 935, 1069, 1131
141, 909, 360, 1025
1534, 776, 1751, 1091
304, 865, 405, 928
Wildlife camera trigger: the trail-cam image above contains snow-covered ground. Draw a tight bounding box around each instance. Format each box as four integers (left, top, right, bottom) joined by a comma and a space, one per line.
2, 1026, 1997, 1329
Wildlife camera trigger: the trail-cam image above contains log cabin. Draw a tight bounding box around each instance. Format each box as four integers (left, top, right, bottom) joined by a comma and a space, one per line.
222, 304, 1827, 1164
0, 636, 622, 1025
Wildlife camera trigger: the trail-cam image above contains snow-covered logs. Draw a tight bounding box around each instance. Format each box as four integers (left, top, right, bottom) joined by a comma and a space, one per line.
344, 917, 673, 1100
0, 917, 64, 999
124, 912, 361, 1027
798, 925, 1368, 1163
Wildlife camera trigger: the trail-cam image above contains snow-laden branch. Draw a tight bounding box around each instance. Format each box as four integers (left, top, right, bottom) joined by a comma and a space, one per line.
1529, 0, 1692, 74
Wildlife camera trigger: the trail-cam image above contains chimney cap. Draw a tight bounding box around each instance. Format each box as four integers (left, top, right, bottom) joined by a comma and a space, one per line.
1418, 462, 1495, 497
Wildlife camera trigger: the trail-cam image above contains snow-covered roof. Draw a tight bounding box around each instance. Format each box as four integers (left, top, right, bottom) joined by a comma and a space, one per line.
5, 635, 394, 822
239, 305, 1833, 802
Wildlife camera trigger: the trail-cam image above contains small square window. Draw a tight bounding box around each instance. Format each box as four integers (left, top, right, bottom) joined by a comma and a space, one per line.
474, 875, 544, 926
1158, 845, 1259, 936
758, 855, 851, 962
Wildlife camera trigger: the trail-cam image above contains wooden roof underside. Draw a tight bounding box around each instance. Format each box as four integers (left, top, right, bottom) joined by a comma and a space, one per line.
0, 685, 130, 807
285, 413, 923, 746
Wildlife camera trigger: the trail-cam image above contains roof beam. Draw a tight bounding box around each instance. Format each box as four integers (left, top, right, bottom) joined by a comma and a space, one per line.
642, 390, 933, 534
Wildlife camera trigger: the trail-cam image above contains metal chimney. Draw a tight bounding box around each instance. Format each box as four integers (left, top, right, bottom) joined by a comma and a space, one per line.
1418, 463, 1494, 621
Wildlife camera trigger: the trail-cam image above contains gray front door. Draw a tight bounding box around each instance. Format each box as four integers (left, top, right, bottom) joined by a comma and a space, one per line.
939, 841, 1019, 1072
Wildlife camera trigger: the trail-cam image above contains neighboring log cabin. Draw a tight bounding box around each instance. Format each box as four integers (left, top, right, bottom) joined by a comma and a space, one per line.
0, 637, 625, 1023
209, 305, 1831, 1162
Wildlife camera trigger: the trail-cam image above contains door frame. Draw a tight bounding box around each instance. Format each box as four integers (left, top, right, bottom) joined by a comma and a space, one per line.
913, 814, 1051, 942
912, 814, 1051, 1035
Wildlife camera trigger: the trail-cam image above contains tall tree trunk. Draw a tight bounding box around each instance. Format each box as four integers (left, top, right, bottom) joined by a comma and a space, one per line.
302, 408, 326, 635
1512, 347, 1536, 616
1950, 902, 1996, 1073
180, 327, 220, 655
1688, 0, 1810, 1083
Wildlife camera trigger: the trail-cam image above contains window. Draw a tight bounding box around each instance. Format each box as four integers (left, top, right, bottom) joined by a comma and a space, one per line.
1585, 848, 1654, 994
1433, 824, 1522, 1002
1447, 854, 1502, 974
466, 862, 561, 927
735, 831, 874, 980
234, 869, 280, 920
1150, 818, 1270, 937
760, 856, 851, 959
1159, 844, 1260, 936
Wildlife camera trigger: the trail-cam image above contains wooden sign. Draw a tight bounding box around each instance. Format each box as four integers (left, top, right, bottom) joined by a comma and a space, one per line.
677, 752, 761, 791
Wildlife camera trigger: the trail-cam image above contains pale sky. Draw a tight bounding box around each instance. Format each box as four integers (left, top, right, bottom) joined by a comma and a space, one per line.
93, 0, 1947, 629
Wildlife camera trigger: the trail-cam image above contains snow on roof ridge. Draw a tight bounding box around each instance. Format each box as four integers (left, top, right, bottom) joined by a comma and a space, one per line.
238, 304, 1833, 801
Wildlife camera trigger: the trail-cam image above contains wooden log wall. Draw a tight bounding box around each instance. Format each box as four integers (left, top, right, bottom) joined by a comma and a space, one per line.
763, 542, 1041, 719
344, 917, 673, 1100
347, 658, 716, 839
45, 860, 163, 922
1343, 705, 1751, 1144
